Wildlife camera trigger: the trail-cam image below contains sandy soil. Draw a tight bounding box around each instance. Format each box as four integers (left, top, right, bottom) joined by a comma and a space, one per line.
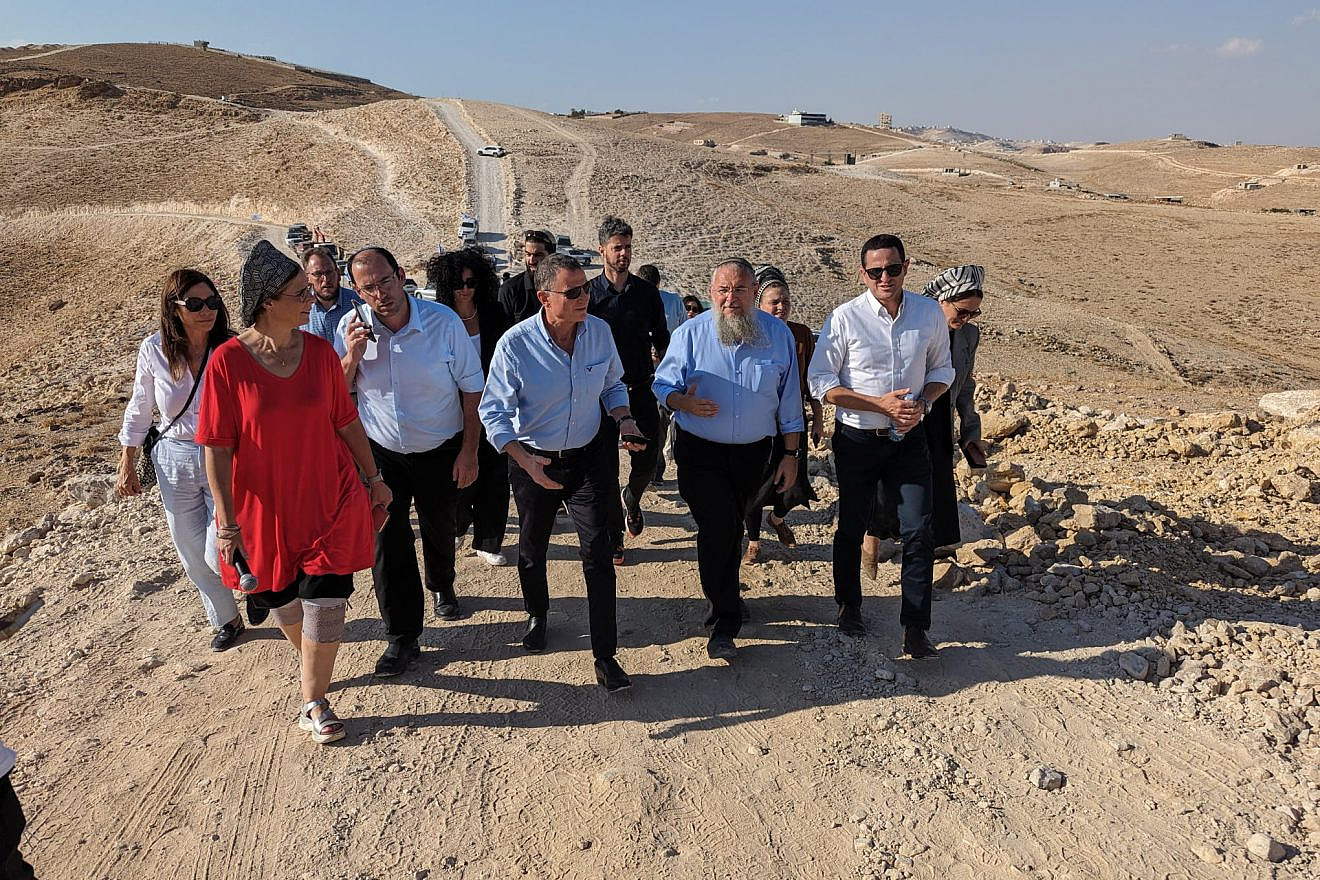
0, 48, 1317, 880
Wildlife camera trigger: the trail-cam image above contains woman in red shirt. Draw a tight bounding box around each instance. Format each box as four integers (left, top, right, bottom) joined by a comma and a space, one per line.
197, 241, 391, 745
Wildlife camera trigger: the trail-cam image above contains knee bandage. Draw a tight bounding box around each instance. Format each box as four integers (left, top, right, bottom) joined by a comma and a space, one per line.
301, 597, 347, 644
269, 600, 304, 628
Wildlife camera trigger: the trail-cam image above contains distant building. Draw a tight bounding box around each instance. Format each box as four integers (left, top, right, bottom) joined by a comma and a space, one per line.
193, 40, 210, 50
1238, 180, 1264, 190
779, 109, 830, 126
1048, 178, 1075, 190
1155, 196, 1184, 204
877, 113, 892, 129
1168, 132, 1187, 140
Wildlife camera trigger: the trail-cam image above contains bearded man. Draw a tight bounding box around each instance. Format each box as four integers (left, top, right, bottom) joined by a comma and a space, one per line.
652, 258, 804, 661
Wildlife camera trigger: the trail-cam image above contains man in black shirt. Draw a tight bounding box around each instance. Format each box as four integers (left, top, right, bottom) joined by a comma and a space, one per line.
497, 229, 555, 324
588, 216, 670, 563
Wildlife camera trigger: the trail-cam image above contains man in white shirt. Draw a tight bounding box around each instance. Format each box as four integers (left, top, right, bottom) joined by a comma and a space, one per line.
337, 247, 485, 677
808, 234, 955, 658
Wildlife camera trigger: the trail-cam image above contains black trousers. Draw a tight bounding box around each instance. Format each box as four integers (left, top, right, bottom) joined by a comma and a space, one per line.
675, 428, 773, 639
831, 422, 935, 629
508, 439, 617, 660
371, 435, 462, 646
455, 434, 510, 554
600, 384, 662, 542
0, 774, 34, 880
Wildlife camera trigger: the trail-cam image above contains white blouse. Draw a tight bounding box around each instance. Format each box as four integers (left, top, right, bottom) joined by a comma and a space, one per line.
118, 332, 208, 447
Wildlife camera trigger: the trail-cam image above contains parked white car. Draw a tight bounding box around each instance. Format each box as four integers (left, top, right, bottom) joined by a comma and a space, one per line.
477, 145, 507, 157
458, 213, 479, 246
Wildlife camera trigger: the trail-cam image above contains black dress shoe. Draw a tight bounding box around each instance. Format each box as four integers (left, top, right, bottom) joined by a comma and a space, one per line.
433, 591, 461, 621
622, 488, 644, 537
210, 619, 245, 652
836, 603, 865, 636
374, 640, 420, 677
706, 634, 737, 660
903, 626, 939, 659
522, 615, 547, 653
594, 657, 631, 692
244, 597, 269, 626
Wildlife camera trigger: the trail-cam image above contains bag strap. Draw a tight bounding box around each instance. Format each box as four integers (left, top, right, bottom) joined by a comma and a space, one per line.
159, 345, 212, 438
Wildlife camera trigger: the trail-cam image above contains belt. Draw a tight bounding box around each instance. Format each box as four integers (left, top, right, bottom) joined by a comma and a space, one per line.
522, 442, 591, 460
835, 420, 895, 438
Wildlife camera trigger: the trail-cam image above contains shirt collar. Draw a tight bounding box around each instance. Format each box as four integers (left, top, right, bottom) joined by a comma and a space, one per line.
534, 309, 587, 350
861, 288, 910, 318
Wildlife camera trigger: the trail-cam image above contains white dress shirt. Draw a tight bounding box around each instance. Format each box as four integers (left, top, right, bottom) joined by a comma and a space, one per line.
808, 290, 955, 430
118, 332, 208, 447
335, 297, 485, 454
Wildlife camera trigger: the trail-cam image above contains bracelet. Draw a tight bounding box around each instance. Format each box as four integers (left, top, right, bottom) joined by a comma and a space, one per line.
364, 472, 385, 486
216, 525, 240, 535
616, 415, 635, 427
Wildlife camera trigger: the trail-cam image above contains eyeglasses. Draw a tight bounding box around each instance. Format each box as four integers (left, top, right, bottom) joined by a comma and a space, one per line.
456, 278, 477, 290
863, 263, 907, 281
277, 286, 315, 301
952, 306, 982, 319
306, 269, 337, 279
542, 283, 590, 300
356, 275, 398, 297
175, 294, 223, 312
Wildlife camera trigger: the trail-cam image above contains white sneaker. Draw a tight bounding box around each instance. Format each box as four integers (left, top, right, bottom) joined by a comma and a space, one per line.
476, 550, 510, 567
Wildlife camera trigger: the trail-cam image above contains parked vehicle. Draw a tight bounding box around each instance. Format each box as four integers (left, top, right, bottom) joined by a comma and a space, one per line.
285, 223, 311, 251
458, 213, 479, 247
477, 145, 507, 157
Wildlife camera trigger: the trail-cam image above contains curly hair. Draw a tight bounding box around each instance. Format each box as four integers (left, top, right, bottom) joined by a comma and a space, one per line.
425, 247, 498, 310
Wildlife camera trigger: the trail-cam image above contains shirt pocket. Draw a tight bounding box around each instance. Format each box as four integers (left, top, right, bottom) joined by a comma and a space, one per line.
747, 360, 782, 395
581, 359, 611, 399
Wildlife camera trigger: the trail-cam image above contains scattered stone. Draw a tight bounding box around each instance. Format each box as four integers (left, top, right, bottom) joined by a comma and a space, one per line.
47, 298, 67, 312
1245, 832, 1286, 862
1167, 436, 1205, 458
1190, 842, 1224, 864
1181, 411, 1242, 431
1268, 473, 1313, 501
932, 561, 966, 590
1003, 525, 1041, 554
849, 806, 869, 823
981, 412, 1029, 440
1118, 651, 1150, 680
1027, 766, 1065, 791
1071, 504, 1122, 530
64, 473, 117, 508
71, 572, 95, 588
984, 461, 1026, 493
1258, 389, 1320, 420
577, 839, 592, 851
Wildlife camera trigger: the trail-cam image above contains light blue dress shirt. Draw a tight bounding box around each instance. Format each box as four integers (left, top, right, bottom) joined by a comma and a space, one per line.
334, 297, 485, 454
807, 290, 956, 430
659, 289, 688, 333
480, 312, 628, 453
303, 286, 362, 343
652, 310, 805, 445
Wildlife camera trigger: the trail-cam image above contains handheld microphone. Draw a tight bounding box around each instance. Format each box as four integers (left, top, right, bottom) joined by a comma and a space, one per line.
232, 550, 259, 593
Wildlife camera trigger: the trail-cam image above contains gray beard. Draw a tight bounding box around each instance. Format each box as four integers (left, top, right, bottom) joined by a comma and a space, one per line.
716, 311, 764, 346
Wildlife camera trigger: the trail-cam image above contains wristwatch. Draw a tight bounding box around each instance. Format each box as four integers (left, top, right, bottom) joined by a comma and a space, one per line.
786, 446, 804, 458
916, 397, 932, 415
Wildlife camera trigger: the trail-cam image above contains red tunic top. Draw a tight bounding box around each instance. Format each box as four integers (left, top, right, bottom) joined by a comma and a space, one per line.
195, 333, 373, 593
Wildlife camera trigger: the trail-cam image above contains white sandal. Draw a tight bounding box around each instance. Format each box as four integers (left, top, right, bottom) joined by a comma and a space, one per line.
298, 698, 346, 744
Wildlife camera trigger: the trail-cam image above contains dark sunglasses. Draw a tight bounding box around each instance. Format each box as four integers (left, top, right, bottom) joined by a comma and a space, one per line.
456, 278, 478, 289
863, 263, 906, 281
175, 294, 223, 312
953, 306, 982, 319
542, 283, 590, 300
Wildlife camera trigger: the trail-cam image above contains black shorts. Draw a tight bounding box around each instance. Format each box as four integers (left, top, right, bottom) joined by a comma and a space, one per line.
248, 571, 354, 609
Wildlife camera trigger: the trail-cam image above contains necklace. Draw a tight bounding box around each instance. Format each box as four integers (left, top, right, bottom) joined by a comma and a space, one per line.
456, 307, 477, 321
258, 333, 297, 366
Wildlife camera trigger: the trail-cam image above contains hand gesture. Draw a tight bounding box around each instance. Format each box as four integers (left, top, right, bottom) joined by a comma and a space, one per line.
675, 378, 719, 418
453, 450, 479, 489
368, 479, 394, 512
522, 453, 563, 490
881, 388, 922, 431
772, 453, 798, 492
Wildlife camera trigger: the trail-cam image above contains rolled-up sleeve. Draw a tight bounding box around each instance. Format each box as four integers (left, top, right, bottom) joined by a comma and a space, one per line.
807, 312, 844, 400
924, 313, 956, 388
118, 339, 156, 447
652, 323, 689, 407
479, 343, 521, 453
449, 319, 486, 394
600, 343, 628, 412
776, 341, 805, 434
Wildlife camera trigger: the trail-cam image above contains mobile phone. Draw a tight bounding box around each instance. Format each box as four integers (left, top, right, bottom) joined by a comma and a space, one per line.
353, 301, 376, 341
621, 432, 648, 447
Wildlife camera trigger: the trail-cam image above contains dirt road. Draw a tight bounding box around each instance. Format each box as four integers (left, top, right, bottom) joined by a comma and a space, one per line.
430, 99, 510, 267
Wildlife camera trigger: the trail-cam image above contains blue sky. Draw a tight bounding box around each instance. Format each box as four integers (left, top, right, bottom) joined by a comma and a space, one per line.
6, 0, 1318, 145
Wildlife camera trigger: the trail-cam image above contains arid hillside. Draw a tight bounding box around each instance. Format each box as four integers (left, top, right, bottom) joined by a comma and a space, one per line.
0, 42, 410, 109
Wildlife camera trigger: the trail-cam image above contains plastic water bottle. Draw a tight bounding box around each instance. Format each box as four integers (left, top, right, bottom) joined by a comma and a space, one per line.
233, 550, 259, 593
888, 393, 917, 441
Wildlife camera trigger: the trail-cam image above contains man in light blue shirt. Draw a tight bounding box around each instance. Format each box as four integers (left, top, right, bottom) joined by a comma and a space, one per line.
807, 233, 954, 658
479, 254, 642, 693
336, 246, 484, 677
301, 246, 361, 343
653, 258, 803, 661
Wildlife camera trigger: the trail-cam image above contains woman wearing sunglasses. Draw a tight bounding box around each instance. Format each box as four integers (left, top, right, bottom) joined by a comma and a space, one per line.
117, 269, 244, 650
426, 248, 513, 576
862, 265, 987, 579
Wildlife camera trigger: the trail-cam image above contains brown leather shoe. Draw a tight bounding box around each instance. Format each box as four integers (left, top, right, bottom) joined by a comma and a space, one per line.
743, 541, 761, 564
767, 514, 796, 548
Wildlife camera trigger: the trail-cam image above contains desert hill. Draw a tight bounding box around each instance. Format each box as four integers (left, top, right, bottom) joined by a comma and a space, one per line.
0, 45, 1318, 880
0, 41, 410, 110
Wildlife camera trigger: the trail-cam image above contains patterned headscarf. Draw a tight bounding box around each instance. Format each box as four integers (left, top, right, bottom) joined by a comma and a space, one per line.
922, 264, 984, 302
754, 263, 788, 304
239, 240, 301, 326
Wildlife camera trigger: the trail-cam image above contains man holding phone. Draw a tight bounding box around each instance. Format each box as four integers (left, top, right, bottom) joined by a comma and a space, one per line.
336, 246, 485, 678
653, 258, 803, 661
479, 253, 642, 693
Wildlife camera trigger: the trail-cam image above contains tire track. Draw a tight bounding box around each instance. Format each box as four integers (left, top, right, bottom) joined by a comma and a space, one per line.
513, 108, 597, 242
